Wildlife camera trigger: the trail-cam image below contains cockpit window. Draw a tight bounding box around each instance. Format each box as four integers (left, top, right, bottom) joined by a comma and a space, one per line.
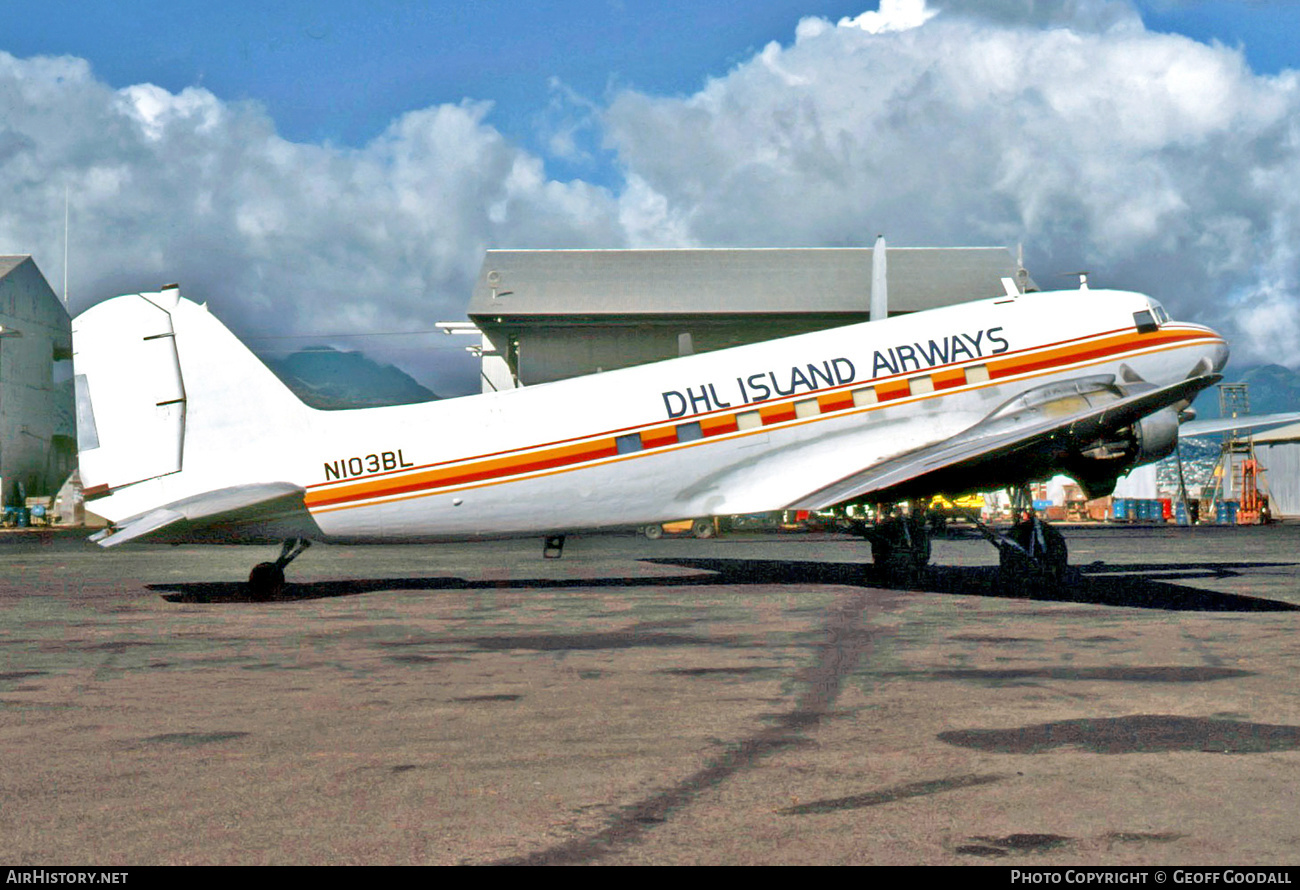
1133, 309, 1159, 333
1149, 300, 1170, 324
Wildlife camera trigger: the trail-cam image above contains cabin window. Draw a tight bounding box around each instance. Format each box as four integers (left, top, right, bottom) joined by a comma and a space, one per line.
851, 387, 877, 407
908, 375, 934, 395
966, 364, 990, 383
676, 421, 703, 442
794, 399, 819, 418
736, 410, 762, 430
615, 433, 642, 454
1133, 310, 1159, 333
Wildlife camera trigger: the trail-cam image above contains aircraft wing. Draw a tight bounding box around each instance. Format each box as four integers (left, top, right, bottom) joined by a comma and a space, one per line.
89, 482, 313, 547
788, 374, 1218, 511
1179, 412, 1300, 438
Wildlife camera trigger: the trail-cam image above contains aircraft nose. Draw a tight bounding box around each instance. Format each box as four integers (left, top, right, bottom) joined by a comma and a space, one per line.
1208, 336, 1229, 373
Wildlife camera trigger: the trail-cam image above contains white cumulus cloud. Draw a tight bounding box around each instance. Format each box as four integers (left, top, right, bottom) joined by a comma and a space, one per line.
840, 0, 940, 33
0, 55, 623, 392
601, 1, 1300, 367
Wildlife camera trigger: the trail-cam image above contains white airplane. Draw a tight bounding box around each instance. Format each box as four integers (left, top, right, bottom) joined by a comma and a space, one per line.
73, 277, 1231, 597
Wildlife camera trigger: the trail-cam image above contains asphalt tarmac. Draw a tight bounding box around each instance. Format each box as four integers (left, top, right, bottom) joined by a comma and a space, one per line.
2, 524, 1298, 865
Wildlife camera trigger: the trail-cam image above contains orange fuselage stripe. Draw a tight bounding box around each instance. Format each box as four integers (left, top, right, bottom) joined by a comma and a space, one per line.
304, 326, 1218, 513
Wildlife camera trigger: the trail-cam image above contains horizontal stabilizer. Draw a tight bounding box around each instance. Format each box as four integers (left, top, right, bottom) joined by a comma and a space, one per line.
1180, 412, 1300, 438
90, 482, 311, 547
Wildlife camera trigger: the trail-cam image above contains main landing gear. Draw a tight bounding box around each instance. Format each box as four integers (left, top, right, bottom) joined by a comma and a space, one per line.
862, 490, 1071, 591
967, 486, 1070, 590
248, 538, 312, 601
994, 513, 1069, 590
864, 503, 932, 583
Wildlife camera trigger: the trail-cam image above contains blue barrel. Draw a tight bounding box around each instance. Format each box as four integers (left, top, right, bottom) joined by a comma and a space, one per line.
1112, 498, 1131, 522
1174, 502, 1190, 526
15, 507, 29, 528
1225, 501, 1239, 524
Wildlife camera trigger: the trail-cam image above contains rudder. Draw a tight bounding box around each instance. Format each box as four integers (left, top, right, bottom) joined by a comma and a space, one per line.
73, 285, 309, 496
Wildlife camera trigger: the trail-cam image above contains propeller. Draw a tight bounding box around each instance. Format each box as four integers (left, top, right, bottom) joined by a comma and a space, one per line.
1173, 436, 1193, 524
1118, 361, 1216, 525
1171, 358, 1221, 524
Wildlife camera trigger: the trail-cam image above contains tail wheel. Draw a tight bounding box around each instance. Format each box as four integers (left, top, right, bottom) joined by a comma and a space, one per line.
248, 562, 285, 601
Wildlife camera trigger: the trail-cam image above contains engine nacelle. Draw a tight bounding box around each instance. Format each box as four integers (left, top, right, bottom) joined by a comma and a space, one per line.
1065, 405, 1181, 499
1131, 406, 1181, 466
892, 371, 1196, 504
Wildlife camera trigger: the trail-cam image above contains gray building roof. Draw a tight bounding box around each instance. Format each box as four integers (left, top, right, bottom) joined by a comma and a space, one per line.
468, 247, 1030, 320
1253, 421, 1300, 444
0, 256, 31, 280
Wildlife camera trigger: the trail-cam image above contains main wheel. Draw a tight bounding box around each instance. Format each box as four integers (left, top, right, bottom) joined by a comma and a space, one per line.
869, 516, 929, 582
644, 525, 664, 540
999, 519, 1068, 590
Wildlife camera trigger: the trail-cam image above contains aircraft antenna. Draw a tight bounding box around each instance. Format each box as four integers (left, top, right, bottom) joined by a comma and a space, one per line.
63, 183, 69, 306
870, 234, 887, 322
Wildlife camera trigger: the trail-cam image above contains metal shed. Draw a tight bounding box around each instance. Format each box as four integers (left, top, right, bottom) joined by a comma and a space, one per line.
0, 256, 75, 506
1250, 421, 1300, 519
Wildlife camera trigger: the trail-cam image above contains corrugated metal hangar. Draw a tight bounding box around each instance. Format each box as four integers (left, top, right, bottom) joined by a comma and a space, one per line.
1248, 422, 1300, 519
0, 256, 75, 510
463, 247, 1033, 392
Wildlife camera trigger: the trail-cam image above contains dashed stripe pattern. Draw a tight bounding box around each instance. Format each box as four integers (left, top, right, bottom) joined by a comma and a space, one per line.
304, 325, 1220, 514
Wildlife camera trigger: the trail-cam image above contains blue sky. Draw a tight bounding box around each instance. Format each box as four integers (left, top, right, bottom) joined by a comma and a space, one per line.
1140, 2, 1300, 73
11, 3, 871, 157
2, 1, 1299, 393
11, 2, 1296, 176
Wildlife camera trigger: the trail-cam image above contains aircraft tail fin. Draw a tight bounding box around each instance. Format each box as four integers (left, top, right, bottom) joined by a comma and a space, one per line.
73, 285, 310, 498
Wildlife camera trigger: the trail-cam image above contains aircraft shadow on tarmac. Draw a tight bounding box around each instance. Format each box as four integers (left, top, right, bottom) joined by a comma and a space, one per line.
150, 556, 1300, 612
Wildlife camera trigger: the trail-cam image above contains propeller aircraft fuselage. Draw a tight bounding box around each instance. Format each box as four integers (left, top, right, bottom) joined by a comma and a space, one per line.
72, 280, 1228, 590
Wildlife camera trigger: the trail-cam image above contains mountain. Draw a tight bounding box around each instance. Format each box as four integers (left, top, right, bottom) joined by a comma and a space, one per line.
1155, 363, 1300, 497
265, 347, 438, 409
1189, 363, 1300, 421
